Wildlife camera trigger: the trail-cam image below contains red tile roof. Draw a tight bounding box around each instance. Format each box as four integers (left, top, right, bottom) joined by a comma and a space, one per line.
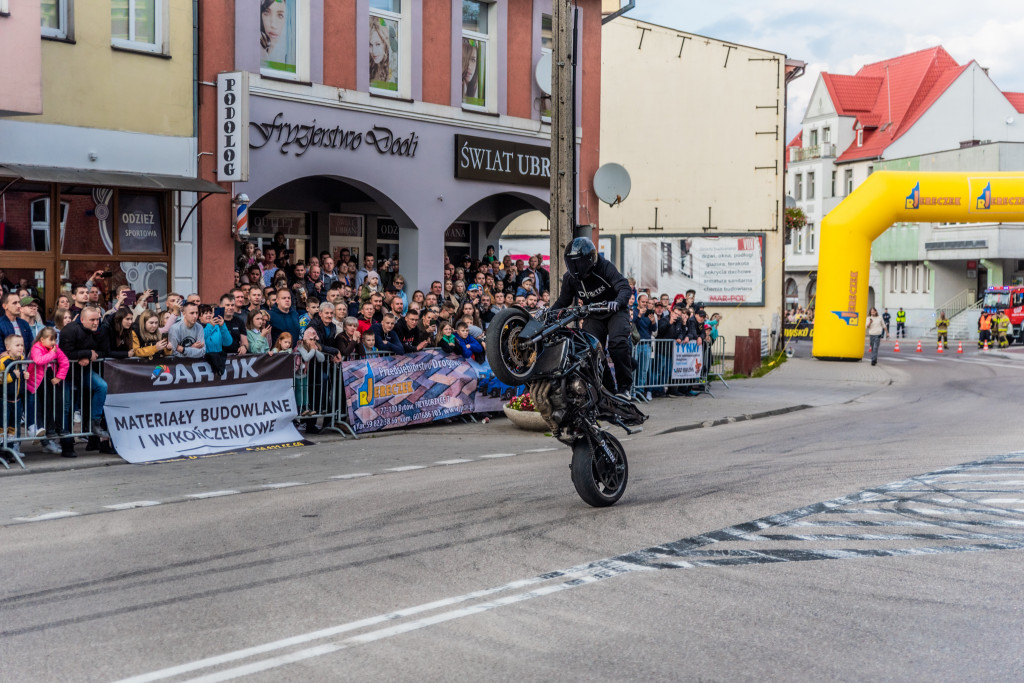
822, 46, 969, 163
1005, 92, 1024, 113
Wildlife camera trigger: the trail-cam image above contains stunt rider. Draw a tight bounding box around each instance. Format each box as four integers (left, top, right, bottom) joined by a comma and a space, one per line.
551, 237, 634, 399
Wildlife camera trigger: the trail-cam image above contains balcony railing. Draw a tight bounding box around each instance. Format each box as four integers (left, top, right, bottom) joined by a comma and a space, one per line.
789, 143, 835, 163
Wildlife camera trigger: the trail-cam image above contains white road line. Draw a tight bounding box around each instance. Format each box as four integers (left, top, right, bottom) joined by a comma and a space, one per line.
103, 501, 161, 510
13, 511, 80, 522
330, 473, 373, 480
385, 466, 427, 472
435, 459, 474, 465
261, 483, 306, 489
980, 498, 1024, 504
186, 491, 239, 499
479, 453, 517, 459
521, 447, 559, 453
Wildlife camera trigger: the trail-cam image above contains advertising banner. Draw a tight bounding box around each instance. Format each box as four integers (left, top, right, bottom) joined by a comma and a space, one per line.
103, 355, 303, 464
784, 321, 814, 339
624, 235, 765, 306
468, 357, 525, 413
671, 341, 703, 380
343, 350, 478, 434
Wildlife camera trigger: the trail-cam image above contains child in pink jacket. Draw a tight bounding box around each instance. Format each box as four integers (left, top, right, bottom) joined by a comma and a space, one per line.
28, 327, 70, 452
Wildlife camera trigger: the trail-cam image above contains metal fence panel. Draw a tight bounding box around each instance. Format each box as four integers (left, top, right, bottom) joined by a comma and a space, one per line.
630, 338, 721, 399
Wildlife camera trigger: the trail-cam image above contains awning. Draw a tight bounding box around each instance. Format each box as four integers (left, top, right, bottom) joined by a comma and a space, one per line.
0, 163, 227, 194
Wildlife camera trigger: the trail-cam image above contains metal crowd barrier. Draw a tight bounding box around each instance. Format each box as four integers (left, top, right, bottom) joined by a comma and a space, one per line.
1, 357, 110, 470
630, 338, 720, 401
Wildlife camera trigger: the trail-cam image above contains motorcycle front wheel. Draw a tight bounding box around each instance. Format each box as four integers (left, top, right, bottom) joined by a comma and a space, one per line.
485, 306, 539, 386
570, 432, 628, 507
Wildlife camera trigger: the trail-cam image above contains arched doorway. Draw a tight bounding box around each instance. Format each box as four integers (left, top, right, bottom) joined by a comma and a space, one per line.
785, 278, 799, 310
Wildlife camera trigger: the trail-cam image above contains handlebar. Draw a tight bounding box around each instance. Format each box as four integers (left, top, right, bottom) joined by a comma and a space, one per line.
525, 303, 610, 344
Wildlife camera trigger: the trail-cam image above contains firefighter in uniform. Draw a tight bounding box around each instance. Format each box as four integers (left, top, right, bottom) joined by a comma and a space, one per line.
895, 308, 907, 338
996, 311, 1011, 348
978, 311, 994, 348
936, 311, 949, 348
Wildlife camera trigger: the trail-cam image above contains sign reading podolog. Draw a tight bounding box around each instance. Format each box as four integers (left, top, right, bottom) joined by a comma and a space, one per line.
102, 354, 303, 463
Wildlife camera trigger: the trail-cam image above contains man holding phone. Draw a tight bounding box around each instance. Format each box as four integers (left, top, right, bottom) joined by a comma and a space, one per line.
218, 294, 248, 354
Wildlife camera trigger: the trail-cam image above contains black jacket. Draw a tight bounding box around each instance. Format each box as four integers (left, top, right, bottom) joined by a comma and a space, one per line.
59, 319, 109, 371
551, 255, 631, 312
307, 316, 340, 356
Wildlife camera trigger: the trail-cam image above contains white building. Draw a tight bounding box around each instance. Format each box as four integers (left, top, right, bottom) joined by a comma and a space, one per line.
785, 46, 1024, 337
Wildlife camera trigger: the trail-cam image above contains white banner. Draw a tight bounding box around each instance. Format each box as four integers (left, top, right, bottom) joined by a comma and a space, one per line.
624, 235, 765, 305
671, 341, 703, 380
216, 71, 249, 182
103, 355, 303, 463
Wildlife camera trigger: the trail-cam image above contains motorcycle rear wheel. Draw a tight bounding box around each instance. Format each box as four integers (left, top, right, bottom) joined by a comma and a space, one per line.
570, 432, 628, 507
485, 307, 539, 386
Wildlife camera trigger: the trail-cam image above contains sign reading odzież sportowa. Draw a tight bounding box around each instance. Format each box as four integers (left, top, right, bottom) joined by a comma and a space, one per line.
343, 350, 478, 434
102, 355, 304, 463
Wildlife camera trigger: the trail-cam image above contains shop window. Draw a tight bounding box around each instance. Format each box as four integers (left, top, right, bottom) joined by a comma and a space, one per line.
41, 0, 70, 39
60, 260, 168, 310
369, 1, 409, 98
111, 0, 166, 54
29, 197, 69, 251
461, 0, 494, 111
59, 185, 114, 255
259, 0, 310, 81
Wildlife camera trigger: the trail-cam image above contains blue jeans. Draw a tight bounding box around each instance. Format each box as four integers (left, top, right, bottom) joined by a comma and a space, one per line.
65, 370, 107, 425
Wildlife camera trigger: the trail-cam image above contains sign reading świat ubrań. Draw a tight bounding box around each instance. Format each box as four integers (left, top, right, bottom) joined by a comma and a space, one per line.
102, 354, 303, 463
454, 134, 551, 187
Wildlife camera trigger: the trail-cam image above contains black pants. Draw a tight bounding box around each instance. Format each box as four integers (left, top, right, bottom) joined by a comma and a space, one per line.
582, 310, 633, 393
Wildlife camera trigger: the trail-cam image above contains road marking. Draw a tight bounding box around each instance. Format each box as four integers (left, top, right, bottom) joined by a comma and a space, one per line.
435, 459, 474, 465
186, 491, 239, 499
479, 453, 517, 459
980, 498, 1024, 504
385, 466, 427, 472
330, 473, 373, 480
261, 483, 306, 489
521, 447, 559, 453
103, 501, 161, 510
13, 511, 79, 522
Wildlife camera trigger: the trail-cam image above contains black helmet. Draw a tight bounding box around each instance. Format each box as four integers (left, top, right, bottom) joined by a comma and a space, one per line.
565, 237, 597, 279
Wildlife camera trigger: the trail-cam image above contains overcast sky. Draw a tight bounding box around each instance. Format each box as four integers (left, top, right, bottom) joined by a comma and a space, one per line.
628, 1, 1024, 140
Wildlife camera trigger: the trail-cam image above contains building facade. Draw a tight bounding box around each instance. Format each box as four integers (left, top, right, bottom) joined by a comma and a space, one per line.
196, 0, 604, 298
0, 0, 218, 309
506, 16, 793, 351
785, 46, 1024, 336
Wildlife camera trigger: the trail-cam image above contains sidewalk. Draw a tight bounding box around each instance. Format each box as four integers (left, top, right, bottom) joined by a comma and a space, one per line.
0, 357, 893, 476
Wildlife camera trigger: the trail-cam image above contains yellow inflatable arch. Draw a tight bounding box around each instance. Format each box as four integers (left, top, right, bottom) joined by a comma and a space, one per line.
813, 171, 1024, 360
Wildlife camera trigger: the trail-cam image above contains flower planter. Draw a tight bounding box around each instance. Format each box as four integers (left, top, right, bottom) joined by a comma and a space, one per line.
502, 405, 549, 432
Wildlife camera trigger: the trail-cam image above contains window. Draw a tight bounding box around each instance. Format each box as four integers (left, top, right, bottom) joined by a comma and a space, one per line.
890, 264, 897, 293
539, 13, 552, 119
867, 165, 874, 176
794, 174, 803, 201
0, 0, 9, 15
830, 170, 836, 197
809, 129, 818, 146
856, 128, 863, 146
822, 127, 831, 143
807, 172, 815, 199
369, 1, 408, 97
41, 0, 68, 39
845, 169, 854, 195
794, 227, 804, 254
461, 0, 492, 110
902, 264, 910, 293
807, 223, 816, 253
260, 0, 309, 80
30, 197, 69, 252
111, 0, 163, 53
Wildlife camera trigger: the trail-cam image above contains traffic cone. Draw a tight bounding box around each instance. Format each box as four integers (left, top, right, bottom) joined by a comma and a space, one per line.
894, 339, 900, 352
916, 340, 922, 353
983, 339, 990, 351
957, 341, 963, 354
937, 341, 944, 353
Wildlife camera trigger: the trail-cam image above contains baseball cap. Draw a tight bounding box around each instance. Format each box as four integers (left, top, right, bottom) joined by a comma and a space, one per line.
467, 283, 481, 292
20, 296, 36, 307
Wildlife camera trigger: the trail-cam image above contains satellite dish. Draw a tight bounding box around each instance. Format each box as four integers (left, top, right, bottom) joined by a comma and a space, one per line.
593, 163, 631, 207
535, 53, 552, 96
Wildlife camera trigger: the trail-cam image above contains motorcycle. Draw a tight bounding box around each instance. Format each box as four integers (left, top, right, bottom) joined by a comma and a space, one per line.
485, 303, 647, 507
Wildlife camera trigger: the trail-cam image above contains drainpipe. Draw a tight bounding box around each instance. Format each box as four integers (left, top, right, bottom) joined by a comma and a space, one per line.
601, 0, 635, 24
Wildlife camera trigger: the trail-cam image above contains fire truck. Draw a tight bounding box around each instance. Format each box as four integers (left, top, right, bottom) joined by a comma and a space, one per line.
981, 285, 1024, 343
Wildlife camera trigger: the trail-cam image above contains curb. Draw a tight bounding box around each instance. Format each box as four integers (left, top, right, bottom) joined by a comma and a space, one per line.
656, 404, 813, 436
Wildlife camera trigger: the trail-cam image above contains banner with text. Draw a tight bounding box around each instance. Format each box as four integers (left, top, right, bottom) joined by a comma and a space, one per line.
343, 350, 478, 434
783, 320, 814, 340
468, 357, 526, 413
103, 354, 303, 463
623, 235, 765, 306
672, 341, 704, 380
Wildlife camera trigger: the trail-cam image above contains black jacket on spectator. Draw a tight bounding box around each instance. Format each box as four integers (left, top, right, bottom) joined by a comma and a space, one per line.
335, 335, 360, 360
59, 319, 109, 372
394, 318, 425, 353
223, 315, 246, 354
100, 320, 133, 359
307, 315, 340, 356
684, 317, 702, 342
657, 316, 685, 341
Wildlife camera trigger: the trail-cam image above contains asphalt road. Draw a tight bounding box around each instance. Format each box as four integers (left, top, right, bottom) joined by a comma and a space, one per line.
3, 349, 1024, 681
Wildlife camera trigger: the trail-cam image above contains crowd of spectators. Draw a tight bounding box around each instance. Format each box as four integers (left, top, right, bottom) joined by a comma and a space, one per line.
1, 238, 718, 461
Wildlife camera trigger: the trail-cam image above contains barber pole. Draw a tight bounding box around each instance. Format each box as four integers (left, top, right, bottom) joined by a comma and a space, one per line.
235, 200, 249, 238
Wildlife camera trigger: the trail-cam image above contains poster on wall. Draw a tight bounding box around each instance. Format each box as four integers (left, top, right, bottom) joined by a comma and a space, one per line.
499, 237, 615, 269
117, 193, 164, 253
369, 15, 399, 92
623, 235, 765, 306
259, 0, 297, 74
343, 350, 479, 434
103, 355, 305, 464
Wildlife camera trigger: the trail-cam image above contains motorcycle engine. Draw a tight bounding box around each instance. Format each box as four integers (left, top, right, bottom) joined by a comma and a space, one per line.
530, 375, 590, 436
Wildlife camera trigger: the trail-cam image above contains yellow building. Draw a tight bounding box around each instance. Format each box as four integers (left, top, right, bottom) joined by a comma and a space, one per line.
504, 15, 794, 354
0, 0, 220, 309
